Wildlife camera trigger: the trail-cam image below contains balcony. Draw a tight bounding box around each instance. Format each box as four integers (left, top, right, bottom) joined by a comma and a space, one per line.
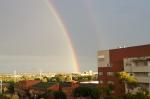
135, 76, 150, 83
124, 66, 150, 72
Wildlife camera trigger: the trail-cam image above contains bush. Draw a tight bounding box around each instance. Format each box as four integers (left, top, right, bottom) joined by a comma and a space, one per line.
53, 91, 67, 99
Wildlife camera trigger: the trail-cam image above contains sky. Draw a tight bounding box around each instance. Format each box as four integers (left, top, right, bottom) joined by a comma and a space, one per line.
0, 0, 150, 73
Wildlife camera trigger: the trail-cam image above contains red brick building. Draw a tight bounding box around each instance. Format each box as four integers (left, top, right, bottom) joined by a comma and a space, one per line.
98, 44, 150, 96
30, 82, 59, 95
60, 81, 79, 99
15, 80, 79, 98
15, 80, 41, 96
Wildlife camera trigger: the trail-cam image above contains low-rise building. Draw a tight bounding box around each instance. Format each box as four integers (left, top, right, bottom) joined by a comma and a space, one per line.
60, 81, 79, 98
30, 82, 59, 95
15, 80, 41, 96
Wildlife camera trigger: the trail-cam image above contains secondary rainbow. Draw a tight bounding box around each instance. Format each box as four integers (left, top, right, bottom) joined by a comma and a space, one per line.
44, 0, 80, 72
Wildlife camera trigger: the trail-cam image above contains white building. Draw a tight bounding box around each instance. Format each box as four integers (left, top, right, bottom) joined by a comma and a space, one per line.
124, 56, 150, 93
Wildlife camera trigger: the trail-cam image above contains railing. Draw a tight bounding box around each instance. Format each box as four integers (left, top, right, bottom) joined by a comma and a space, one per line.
136, 76, 150, 83
124, 66, 150, 72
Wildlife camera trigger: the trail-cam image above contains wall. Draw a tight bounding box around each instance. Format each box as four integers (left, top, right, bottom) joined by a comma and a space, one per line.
98, 44, 150, 96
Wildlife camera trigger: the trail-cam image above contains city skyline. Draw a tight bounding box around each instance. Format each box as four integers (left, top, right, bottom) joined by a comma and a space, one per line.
0, 0, 150, 73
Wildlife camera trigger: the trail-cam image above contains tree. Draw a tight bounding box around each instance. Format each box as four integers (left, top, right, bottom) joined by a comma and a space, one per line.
8, 81, 15, 94
73, 86, 91, 98
116, 72, 137, 85
49, 77, 57, 82
104, 84, 114, 97
73, 86, 102, 99
21, 75, 27, 80
124, 92, 150, 99
42, 77, 48, 82
55, 74, 65, 82
116, 71, 137, 92
40, 90, 53, 99
77, 75, 93, 82
53, 91, 67, 99
72, 73, 80, 81
65, 75, 72, 82
11, 92, 19, 99
34, 78, 40, 80
90, 87, 102, 99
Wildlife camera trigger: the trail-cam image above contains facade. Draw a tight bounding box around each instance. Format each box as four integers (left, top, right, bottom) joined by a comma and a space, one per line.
15, 80, 41, 96
15, 80, 79, 98
98, 44, 150, 96
30, 82, 59, 95
60, 82, 79, 99
124, 57, 150, 93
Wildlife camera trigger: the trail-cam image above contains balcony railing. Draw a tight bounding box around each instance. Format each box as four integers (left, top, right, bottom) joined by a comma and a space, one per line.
124, 66, 150, 72
136, 76, 150, 83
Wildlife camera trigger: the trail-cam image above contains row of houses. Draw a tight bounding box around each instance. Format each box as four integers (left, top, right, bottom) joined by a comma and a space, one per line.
14, 80, 79, 98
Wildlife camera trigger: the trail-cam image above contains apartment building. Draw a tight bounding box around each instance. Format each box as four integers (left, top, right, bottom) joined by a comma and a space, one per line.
98, 44, 150, 96
124, 57, 150, 93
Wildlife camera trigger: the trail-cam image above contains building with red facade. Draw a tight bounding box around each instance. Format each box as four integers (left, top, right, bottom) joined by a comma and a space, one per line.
15, 80, 41, 96
15, 80, 79, 98
98, 44, 150, 96
30, 82, 59, 95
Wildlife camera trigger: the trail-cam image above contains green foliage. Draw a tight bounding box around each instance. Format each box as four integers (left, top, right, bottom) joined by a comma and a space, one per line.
40, 90, 53, 99
90, 87, 102, 99
72, 73, 94, 82
104, 92, 150, 99
104, 84, 114, 96
73, 86, 102, 99
116, 71, 137, 90
8, 81, 15, 94
72, 73, 80, 81
65, 75, 72, 82
124, 92, 150, 99
21, 75, 27, 80
53, 91, 67, 99
55, 74, 65, 82
105, 96, 124, 99
34, 78, 40, 80
73, 83, 150, 99
78, 75, 93, 82
49, 77, 57, 82
116, 72, 137, 84
73, 86, 91, 97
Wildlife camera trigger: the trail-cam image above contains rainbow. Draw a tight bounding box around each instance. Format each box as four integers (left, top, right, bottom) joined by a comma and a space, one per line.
43, 0, 80, 72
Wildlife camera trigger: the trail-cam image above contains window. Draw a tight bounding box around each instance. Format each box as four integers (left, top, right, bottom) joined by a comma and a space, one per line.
107, 63, 112, 67
99, 72, 103, 76
99, 80, 103, 84
98, 55, 105, 61
107, 72, 114, 76
107, 81, 114, 84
